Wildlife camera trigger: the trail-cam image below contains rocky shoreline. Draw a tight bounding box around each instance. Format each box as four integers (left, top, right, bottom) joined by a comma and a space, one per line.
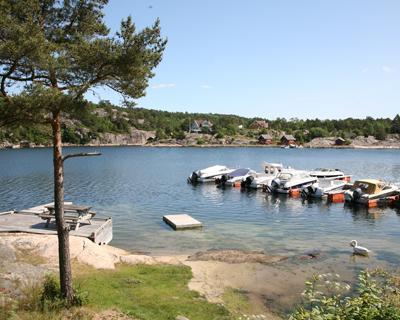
1, 133, 400, 150
1, 142, 400, 150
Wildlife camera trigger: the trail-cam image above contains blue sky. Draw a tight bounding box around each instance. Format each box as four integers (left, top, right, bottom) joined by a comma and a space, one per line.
90, 0, 400, 120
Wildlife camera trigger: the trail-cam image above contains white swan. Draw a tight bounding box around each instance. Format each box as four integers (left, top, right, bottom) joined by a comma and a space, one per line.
350, 240, 370, 256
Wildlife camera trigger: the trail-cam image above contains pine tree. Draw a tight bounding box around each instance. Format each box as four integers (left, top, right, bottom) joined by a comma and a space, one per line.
0, 0, 166, 303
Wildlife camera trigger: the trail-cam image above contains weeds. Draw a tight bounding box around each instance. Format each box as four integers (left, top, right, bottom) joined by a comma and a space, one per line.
289, 269, 400, 320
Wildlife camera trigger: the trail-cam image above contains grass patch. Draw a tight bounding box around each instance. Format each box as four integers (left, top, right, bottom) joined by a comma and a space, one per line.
76, 263, 232, 320
1, 263, 233, 319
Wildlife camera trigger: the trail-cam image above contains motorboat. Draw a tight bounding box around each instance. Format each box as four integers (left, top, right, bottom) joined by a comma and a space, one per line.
301, 179, 349, 199
269, 170, 318, 194
187, 165, 233, 184
216, 168, 255, 187
309, 168, 348, 179
241, 162, 284, 189
344, 179, 399, 204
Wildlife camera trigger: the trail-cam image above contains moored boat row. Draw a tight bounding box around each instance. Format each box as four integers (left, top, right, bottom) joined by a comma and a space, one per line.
187, 163, 400, 207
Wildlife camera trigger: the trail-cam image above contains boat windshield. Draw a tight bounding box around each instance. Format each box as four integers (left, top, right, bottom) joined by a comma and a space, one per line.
277, 172, 293, 180
352, 181, 378, 194
229, 168, 250, 177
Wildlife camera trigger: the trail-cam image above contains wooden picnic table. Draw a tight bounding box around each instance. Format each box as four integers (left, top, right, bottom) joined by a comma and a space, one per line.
45, 204, 92, 214
40, 204, 95, 230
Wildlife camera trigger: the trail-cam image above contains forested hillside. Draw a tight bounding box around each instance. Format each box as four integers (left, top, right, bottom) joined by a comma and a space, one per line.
0, 98, 399, 146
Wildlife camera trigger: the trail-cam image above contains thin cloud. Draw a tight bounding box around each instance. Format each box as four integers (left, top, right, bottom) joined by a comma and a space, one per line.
201, 84, 212, 89
151, 83, 176, 89
361, 67, 369, 73
382, 65, 395, 73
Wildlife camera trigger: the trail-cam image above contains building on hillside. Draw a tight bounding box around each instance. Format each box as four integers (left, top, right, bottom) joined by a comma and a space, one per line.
258, 134, 273, 145
249, 120, 268, 130
190, 120, 213, 133
280, 134, 296, 146
335, 137, 346, 145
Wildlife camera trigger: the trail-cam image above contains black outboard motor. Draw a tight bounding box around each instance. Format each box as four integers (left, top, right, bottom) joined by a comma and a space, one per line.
301, 186, 312, 199
353, 187, 363, 202
244, 176, 254, 188
188, 171, 199, 184
220, 174, 228, 186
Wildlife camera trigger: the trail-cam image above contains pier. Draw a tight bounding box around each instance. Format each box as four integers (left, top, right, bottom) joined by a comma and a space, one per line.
0, 203, 112, 245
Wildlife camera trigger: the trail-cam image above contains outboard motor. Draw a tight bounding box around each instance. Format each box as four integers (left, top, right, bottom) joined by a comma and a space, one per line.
301, 186, 313, 199
220, 174, 228, 186
270, 178, 280, 193
353, 188, 363, 202
188, 172, 199, 184
245, 176, 254, 188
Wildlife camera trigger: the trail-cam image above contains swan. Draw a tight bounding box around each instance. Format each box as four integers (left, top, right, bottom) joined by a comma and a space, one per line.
350, 240, 370, 256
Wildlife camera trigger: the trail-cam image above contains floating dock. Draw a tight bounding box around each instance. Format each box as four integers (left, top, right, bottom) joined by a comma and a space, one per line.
163, 214, 202, 230
0, 203, 112, 245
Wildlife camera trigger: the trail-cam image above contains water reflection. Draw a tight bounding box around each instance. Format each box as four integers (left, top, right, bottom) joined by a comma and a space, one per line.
344, 203, 389, 221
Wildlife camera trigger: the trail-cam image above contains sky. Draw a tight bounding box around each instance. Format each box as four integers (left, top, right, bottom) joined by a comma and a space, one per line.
89, 0, 400, 120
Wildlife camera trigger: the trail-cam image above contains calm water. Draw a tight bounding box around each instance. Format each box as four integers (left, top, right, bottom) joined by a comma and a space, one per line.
1, 147, 400, 269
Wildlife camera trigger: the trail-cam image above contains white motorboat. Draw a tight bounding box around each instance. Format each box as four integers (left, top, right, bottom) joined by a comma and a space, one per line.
216, 168, 255, 187
269, 170, 318, 194
344, 179, 399, 204
241, 162, 284, 189
187, 165, 233, 183
301, 179, 349, 199
309, 168, 347, 179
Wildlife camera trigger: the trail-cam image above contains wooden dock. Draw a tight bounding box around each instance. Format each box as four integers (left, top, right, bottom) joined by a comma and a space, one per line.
163, 214, 202, 230
0, 203, 112, 245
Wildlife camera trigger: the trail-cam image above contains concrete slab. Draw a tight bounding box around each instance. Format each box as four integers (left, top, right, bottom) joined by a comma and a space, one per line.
163, 214, 202, 230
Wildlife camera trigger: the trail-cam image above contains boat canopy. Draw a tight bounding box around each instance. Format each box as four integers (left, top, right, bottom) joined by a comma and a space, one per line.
352, 179, 384, 195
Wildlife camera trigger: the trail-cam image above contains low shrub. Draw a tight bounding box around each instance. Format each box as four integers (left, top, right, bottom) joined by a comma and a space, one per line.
289, 269, 400, 320
40, 275, 88, 310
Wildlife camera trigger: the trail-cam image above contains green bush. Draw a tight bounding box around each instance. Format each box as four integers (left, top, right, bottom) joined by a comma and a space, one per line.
196, 137, 205, 145
215, 132, 224, 139
40, 275, 88, 311
289, 269, 400, 320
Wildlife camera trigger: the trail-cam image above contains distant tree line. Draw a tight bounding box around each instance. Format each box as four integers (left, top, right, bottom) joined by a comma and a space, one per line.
269, 116, 400, 143
1, 98, 399, 145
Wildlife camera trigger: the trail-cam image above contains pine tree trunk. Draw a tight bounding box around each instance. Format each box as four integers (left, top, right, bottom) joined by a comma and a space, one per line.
51, 110, 74, 303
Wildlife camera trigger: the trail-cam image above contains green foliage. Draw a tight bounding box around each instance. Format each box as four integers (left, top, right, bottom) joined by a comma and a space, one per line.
155, 128, 168, 140
269, 117, 393, 141
1, 96, 399, 144
309, 127, 329, 139
39, 275, 88, 311
173, 130, 186, 140
290, 270, 400, 320
196, 137, 205, 145
215, 131, 225, 139
391, 115, 400, 134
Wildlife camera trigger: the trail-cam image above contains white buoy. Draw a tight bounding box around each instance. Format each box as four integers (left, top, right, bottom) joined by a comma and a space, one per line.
350, 240, 370, 256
